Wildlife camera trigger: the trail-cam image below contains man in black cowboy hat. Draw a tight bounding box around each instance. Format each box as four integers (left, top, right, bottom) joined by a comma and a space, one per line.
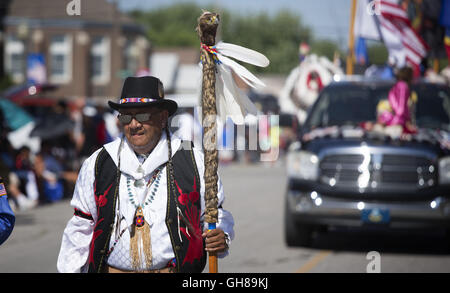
57, 76, 234, 273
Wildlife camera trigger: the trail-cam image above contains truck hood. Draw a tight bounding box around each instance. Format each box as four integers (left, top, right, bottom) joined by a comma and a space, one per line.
300, 126, 450, 156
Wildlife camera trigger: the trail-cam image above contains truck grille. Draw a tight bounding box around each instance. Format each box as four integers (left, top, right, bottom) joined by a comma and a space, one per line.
319, 153, 437, 190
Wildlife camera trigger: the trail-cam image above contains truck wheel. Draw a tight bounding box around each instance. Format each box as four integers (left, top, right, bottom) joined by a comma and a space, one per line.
445, 229, 450, 252
284, 198, 313, 247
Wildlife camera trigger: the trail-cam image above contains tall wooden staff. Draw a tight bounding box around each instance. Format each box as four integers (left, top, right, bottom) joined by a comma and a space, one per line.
196, 10, 269, 273
197, 11, 220, 273
346, 0, 357, 75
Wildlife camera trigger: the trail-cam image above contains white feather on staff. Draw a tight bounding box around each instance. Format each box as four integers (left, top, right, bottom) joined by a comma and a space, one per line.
205, 42, 270, 125
215, 42, 270, 68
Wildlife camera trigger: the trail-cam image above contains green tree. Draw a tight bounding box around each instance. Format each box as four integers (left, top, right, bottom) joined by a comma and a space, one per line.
0, 75, 13, 92
310, 39, 342, 61
367, 42, 389, 65
130, 3, 202, 47
129, 4, 318, 74
221, 10, 311, 73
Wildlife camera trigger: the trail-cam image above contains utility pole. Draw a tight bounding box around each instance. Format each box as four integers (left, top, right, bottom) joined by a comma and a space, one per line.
112, 0, 121, 95
346, 0, 357, 76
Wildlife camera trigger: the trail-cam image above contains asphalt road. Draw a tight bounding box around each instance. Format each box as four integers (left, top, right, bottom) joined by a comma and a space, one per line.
1, 159, 450, 273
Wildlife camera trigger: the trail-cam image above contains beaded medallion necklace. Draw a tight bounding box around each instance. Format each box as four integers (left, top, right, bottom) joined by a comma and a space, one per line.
127, 163, 164, 271
126, 166, 162, 208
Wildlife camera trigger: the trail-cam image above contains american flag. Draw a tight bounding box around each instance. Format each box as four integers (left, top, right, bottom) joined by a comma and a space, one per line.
0, 183, 7, 197
355, 0, 428, 76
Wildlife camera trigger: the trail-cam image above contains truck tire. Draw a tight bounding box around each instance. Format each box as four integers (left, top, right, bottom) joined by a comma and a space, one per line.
284, 197, 313, 247
445, 229, 450, 252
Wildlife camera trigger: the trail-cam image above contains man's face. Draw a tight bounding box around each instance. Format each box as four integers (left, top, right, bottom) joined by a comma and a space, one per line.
119, 107, 169, 154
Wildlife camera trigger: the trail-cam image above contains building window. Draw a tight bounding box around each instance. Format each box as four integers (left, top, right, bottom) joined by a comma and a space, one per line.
5, 35, 25, 83
90, 36, 110, 85
124, 39, 139, 76
49, 34, 72, 84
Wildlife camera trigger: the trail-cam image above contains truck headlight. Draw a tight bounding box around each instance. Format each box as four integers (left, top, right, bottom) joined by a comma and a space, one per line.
287, 151, 319, 181
439, 157, 450, 184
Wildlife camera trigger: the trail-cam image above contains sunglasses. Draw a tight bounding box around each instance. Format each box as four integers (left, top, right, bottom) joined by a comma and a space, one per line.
118, 113, 153, 124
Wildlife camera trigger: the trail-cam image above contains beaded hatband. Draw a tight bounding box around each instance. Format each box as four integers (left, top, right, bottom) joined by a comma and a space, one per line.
119, 98, 158, 104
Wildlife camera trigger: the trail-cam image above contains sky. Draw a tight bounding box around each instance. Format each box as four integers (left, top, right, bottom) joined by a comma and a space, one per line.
118, 0, 353, 47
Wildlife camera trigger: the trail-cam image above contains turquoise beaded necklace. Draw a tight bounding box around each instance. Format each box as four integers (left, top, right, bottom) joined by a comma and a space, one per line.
126, 166, 163, 208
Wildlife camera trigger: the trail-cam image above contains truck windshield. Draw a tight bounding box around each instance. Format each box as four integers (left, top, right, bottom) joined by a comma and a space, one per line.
304, 84, 450, 132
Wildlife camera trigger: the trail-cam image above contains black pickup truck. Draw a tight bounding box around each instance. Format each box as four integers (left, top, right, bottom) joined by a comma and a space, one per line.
284, 80, 450, 247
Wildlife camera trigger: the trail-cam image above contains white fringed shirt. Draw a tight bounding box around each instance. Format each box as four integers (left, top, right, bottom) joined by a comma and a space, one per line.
57, 132, 234, 272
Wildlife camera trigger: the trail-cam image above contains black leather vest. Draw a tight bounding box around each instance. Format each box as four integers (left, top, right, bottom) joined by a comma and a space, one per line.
87, 144, 206, 273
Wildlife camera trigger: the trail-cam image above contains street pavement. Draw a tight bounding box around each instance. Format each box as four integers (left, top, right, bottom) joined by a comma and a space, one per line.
1, 158, 450, 273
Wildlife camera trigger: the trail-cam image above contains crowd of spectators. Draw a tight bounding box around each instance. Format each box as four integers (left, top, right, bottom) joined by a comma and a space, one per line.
0, 98, 119, 212
0, 90, 295, 211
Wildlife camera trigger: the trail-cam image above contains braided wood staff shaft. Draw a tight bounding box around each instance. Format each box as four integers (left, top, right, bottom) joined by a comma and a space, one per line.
197, 11, 219, 273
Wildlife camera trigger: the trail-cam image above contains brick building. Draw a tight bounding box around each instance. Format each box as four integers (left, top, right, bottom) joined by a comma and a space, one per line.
2, 0, 150, 103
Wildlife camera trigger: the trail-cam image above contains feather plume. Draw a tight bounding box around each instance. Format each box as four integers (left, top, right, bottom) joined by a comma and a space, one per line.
215, 65, 258, 125
215, 42, 270, 67
201, 41, 269, 124
217, 54, 266, 88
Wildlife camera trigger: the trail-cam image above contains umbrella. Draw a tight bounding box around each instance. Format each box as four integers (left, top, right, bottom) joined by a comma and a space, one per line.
1, 82, 58, 102
30, 113, 74, 140
0, 99, 34, 131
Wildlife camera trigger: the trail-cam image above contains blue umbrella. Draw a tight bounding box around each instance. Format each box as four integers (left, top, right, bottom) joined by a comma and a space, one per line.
0, 99, 34, 131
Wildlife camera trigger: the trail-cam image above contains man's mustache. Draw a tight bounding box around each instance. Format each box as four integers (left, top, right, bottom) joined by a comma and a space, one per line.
129, 127, 144, 135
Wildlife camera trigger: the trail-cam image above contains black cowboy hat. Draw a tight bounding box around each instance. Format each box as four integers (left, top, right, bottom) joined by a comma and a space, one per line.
108, 76, 178, 116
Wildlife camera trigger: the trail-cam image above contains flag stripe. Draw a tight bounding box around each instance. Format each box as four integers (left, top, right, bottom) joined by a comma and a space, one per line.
380, 19, 423, 63
380, 0, 426, 50
0, 183, 7, 197
387, 19, 427, 55
355, 0, 428, 69
381, 9, 410, 23
380, 1, 409, 18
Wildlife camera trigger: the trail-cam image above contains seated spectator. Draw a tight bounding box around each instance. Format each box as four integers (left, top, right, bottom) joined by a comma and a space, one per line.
33, 153, 64, 204
0, 145, 37, 211
40, 142, 77, 199
15, 146, 32, 173
8, 171, 38, 210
